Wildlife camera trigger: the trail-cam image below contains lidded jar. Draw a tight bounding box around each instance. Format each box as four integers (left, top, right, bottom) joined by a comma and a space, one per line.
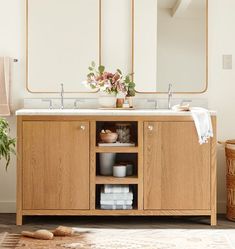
115, 123, 131, 143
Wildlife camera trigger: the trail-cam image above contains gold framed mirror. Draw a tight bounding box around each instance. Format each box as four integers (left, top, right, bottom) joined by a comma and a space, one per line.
132, 0, 208, 94
26, 0, 101, 93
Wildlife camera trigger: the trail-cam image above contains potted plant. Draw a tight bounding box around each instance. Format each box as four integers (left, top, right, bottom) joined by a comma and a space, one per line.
83, 62, 135, 108
0, 118, 16, 170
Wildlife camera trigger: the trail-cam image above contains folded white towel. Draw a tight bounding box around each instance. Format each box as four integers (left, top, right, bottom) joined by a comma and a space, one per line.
100, 200, 133, 205
191, 107, 213, 144
100, 192, 133, 201
100, 204, 133, 210
103, 185, 129, 194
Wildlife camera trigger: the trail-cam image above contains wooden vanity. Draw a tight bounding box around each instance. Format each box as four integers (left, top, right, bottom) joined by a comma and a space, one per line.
16, 110, 217, 226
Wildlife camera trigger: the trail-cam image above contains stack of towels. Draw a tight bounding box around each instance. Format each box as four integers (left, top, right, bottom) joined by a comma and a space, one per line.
100, 185, 133, 210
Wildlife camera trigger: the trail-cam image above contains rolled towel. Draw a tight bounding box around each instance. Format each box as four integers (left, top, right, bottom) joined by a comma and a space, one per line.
21, 230, 54, 240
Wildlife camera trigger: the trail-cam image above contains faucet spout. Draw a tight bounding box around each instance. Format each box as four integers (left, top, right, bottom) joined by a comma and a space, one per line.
168, 84, 173, 110
60, 83, 64, 109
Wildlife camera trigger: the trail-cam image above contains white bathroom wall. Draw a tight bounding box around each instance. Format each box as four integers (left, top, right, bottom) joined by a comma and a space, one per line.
0, 0, 234, 213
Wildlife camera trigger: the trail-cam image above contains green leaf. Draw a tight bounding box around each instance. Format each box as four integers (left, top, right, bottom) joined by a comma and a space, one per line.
128, 82, 135, 88
87, 72, 95, 77
117, 69, 122, 75
91, 61, 96, 67
88, 66, 93, 71
125, 75, 131, 83
90, 84, 97, 89
98, 65, 105, 74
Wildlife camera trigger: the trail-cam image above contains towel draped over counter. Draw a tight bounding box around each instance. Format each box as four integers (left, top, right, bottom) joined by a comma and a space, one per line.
191, 107, 213, 144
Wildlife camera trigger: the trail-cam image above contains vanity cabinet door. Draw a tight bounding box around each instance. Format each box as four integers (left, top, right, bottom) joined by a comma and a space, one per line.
22, 121, 89, 210
144, 122, 210, 210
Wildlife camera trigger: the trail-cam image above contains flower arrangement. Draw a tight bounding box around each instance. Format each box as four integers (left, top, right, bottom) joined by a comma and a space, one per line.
83, 62, 135, 96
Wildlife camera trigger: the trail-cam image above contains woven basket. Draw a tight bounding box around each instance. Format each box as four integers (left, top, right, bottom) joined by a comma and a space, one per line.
225, 140, 235, 221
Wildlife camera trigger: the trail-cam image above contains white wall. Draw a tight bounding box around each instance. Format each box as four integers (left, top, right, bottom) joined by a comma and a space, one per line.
0, 0, 234, 213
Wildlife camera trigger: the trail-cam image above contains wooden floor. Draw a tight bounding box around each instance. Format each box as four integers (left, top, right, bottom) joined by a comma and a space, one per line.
0, 214, 235, 234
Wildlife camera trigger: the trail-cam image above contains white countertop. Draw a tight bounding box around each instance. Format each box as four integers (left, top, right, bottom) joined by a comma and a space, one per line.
15, 109, 217, 116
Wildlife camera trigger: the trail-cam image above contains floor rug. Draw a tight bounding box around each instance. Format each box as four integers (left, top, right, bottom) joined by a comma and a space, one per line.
1, 229, 234, 249
0, 232, 21, 248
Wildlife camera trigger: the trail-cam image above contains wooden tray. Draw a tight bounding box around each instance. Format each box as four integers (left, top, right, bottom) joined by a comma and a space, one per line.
99, 107, 135, 110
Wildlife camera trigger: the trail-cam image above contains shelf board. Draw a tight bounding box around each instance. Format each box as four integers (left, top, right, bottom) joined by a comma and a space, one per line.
94, 209, 139, 215
95, 146, 139, 153
95, 176, 139, 184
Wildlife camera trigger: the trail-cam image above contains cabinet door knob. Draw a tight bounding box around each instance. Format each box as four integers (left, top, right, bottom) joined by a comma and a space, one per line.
148, 125, 153, 131
80, 125, 85, 130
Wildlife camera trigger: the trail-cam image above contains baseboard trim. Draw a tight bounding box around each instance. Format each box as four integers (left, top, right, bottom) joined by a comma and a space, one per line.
0, 201, 227, 214
0, 201, 16, 213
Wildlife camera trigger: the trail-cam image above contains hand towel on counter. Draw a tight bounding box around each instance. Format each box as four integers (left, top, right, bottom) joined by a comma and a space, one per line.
101, 204, 133, 210
100, 200, 132, 205
100, 192, 133, 201
191, 107, 213, 144
0, 57, 10, 116
103, 184, 129, 194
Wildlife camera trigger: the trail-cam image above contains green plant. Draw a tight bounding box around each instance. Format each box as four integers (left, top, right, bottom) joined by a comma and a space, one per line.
124, 74, 136, 97
0, 118, 16, 170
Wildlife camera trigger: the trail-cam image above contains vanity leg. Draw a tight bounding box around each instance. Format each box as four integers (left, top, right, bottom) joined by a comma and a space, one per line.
210, 213, 217, 226
16, 212, 23, 226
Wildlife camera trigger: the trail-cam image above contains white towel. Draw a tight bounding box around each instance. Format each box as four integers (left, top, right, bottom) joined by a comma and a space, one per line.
0, 57, 10, 116
100, 192, 133, 201
100, 200, 133, 205
191, 107, 213, 144
103, 185, 129, 194
100, 204, 133, 210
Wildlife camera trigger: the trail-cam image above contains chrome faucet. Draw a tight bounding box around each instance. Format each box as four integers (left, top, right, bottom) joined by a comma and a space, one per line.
168, 84, 173, 109
60, 83, 64, 109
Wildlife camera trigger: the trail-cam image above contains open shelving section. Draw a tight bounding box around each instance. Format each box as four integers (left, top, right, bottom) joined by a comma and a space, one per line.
90, 120, 143, 212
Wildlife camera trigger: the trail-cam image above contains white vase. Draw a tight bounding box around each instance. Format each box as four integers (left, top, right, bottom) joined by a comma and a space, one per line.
98, 93, 116, 108
99, 153, 116, 176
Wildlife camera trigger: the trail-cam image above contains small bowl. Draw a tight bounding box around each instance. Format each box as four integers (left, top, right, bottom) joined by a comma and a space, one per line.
100, 132, 118, 143
113, 165, 126, 178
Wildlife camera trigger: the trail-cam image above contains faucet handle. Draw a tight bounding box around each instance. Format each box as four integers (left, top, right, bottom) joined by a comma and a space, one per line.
42, 99, 53, 109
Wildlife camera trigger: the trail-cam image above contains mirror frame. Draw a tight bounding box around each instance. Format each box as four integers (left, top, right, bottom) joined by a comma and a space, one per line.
26, 0, 101, 93
131, 0, 208, 94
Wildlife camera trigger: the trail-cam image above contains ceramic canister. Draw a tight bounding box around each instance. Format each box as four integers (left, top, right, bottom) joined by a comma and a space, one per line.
99, 153, 116, 176
113, 165, 126, 178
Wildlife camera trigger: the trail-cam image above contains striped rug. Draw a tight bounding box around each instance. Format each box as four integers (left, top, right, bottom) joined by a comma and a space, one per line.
0, 232, 21, 248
